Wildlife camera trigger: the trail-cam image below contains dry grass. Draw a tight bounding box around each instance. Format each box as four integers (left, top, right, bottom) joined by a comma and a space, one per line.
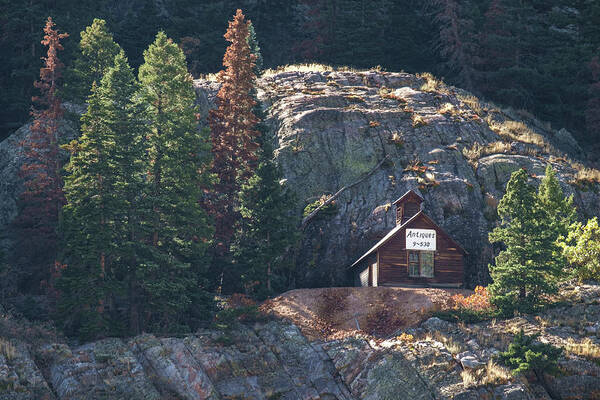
461, 369, 478, 388
458, 94, 484, 115
418, 72, 448, 93
263, 63, 358, 76
483, 360, 512, 385
301, 89, 325, 96
197, 72, 219, 81
345, 94, 366, 103
0, 338, 16, 361
462, 141, 512, 166
488, 120, 557, 155
565, 338, 600, 361
572, 165, 600, 185
439, 102, 457, 115
461, 360, 512, 388
430, 331, 464, 354
412, 114, 427, 128
390, 132, 404, 148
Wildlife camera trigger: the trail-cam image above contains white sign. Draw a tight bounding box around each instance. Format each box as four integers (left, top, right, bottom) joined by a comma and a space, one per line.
406, 229, 436, 251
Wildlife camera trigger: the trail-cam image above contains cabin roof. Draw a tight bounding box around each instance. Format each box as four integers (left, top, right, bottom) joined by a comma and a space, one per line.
392, 189, 424, 206
349, 210, 467, 269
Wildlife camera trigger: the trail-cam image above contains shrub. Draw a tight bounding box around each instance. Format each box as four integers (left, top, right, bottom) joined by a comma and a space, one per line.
558, 218, 600, 282
498, 329, 562, 377
412, 114, 427, 128
452, 286, 491, 311
303, 195, 339, 219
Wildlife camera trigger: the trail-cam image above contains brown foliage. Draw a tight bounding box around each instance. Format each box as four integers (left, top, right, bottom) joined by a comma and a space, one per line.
208, 9, 259, 257
12, 18, 68, 292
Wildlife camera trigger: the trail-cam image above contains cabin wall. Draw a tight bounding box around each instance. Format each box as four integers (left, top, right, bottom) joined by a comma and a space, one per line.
378, 215, 463, 286
355, 254, 377, 287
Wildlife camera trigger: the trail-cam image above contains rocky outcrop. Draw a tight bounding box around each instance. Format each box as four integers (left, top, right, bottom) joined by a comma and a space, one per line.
0, 320, 533, 400
197, 68, 600, 286
2, 69, 599, 286
3, 283, 600, 399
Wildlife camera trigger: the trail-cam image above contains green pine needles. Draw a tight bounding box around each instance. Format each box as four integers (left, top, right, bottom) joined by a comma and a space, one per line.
63, 19, 122, 101
498, 329, 562, 378
489, 165, 576, 315
59, 32, 214, 339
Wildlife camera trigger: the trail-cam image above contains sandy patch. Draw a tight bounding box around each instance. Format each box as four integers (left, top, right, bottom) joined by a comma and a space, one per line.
261, 286, 471, 341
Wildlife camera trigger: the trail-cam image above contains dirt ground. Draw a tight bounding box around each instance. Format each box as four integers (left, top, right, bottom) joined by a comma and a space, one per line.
260, 286, 472, 341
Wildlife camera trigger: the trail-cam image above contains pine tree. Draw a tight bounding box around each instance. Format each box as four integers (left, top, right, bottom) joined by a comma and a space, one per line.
488, 169, 562, 314
57, 51, 146, 339
11, 17, 68, 293
63, 18, 122, 100
208, 10, 259, 289
431, 0, 479, 90
232, 101, 300, 298
247, 22, 263, 76
537, 164, 576, 240
138, 31, 213, 332
586, 56, 600, 147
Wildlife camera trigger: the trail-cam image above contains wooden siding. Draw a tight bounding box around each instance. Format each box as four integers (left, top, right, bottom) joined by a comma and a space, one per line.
378, 213, 463, 286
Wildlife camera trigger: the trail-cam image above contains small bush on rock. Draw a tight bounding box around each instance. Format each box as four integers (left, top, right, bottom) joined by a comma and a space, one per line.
558, 217, 600, 282
498, 329, 562, 378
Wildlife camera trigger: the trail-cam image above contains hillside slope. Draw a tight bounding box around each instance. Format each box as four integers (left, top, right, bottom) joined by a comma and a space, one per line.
196, 67, 600, 287
1, 68, 599, 287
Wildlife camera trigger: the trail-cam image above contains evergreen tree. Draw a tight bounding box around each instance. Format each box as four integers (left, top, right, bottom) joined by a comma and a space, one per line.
488, 169, 562, 314
11, 17, 68, 293
586, 56, 600, 147
232, 104, 300, 298
138, 31, 213, 332
537, 164, 576, 240
431, 0, 480, 90
63, 18, 122, 100
247, 22, 263, 76
559, 217, 600, 282
57, 51, 145, 339
208, 10, 259, 290
498, 329, 562, 387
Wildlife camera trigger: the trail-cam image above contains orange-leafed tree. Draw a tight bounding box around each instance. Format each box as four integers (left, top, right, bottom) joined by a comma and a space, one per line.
208, 9, 259, 279
12, 17, 68, 293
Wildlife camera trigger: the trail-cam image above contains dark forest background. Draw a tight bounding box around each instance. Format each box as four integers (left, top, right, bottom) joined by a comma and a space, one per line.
2, 0, 600, 152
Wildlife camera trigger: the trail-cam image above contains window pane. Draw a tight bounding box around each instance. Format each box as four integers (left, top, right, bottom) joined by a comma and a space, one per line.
420, 251, 434, 277
408, 251, 419, 277
409, 252, 419, 263
409, 264, 420, 277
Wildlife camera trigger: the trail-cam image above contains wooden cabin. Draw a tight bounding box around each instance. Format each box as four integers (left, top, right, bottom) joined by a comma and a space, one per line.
350, 190, 466, 287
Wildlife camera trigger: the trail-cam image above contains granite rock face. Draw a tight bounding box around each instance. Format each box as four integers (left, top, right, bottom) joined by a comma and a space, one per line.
2, 70, 599, 287
196, 69, 600, 286
0, 320, 538, 400
3, 283, 600, 399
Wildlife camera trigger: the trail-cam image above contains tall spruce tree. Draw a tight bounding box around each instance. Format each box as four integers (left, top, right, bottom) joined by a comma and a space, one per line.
58, 51, 146, 339
138, 31, 213, 332
63, 18, 122, 100
247, 22, 263, 76
208, 10, 259, 291
537, 164, 576, 240
12, 17, 68, 294
232, 103, 300, 298
488, 168, 563, 314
